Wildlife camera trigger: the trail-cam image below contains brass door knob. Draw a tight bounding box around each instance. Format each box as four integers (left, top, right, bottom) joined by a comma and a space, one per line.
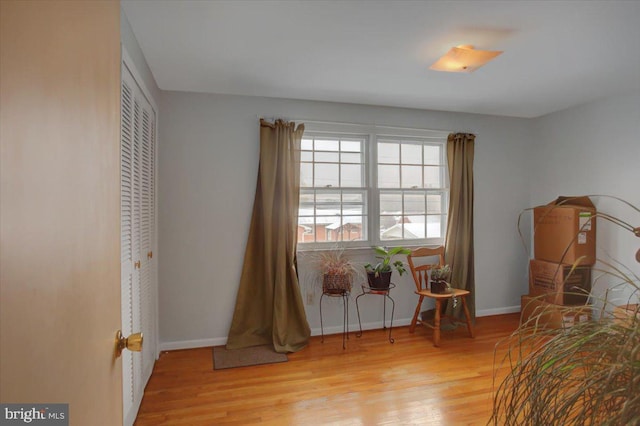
115, 330, 143, 357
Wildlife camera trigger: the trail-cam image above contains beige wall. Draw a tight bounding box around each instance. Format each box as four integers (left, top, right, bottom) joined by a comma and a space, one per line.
0, 1, 123, 424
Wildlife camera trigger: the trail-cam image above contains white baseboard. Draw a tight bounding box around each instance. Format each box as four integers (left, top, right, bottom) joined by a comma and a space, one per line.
159, 310, 520, 351
310, 317, 412, 337
476, 305, 521, 317
160, 337, 226, 351
158, 321, 414, 350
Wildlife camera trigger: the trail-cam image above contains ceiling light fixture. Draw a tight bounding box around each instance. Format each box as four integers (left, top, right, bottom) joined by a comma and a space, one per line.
430, 45, 503, 73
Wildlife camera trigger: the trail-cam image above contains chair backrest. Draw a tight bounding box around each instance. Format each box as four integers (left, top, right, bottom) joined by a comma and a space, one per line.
407, 246, 445, 292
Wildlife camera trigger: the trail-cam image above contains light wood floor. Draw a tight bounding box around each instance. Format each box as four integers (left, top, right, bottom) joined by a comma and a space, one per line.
135, 313, 520, 425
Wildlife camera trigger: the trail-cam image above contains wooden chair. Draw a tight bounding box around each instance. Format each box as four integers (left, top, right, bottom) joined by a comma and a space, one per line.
406, 246, 475, 347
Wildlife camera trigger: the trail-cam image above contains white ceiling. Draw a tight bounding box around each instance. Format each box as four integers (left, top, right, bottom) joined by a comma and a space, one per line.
122, 0, 640, 118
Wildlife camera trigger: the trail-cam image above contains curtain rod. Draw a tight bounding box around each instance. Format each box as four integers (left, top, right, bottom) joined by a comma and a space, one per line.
256, 115, 455, 135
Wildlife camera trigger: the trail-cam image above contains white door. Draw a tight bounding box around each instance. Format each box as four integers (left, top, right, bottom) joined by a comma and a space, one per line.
121, 59, 158, 426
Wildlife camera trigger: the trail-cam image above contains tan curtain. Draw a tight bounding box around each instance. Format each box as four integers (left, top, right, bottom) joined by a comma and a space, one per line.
226, 119, 310, 353
444, 133, 475, 319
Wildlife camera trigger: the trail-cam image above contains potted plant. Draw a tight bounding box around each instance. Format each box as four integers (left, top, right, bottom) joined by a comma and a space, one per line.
364, 246, 411, 290
315, 248, 358, 294
430, 264, 451, 294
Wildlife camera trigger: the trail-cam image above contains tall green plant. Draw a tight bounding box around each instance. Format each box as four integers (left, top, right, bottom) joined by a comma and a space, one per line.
364, 246, 411, 277
491, 195, 640, 426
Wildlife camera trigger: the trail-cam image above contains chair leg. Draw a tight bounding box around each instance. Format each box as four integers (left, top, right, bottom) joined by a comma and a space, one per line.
462, 296, 475, 338
433, 299, 442, 347
409, 295, 424, 333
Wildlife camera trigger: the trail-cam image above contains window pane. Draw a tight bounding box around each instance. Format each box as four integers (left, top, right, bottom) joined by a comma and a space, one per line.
404, 192, 425, 214
298, 214, 314, 225
297, 222, 315, 243
297, 206, 315, 243
325, 217, 344, 242
297, 212, 314, 221
423, 166, 442, 188
402, 218, 425, 239
342, 204, 364, 216
299, 191, 314, 204
341, 140, 361, 152
401, 165, 422, 188
341, 152, 361, 163
315, 193, 340, 223
317, 216, 340, 239
427, 194, 443, 214
378, 165, 399, 188
380, 192, 402, 214
315, 139, 339, 151
426, 215, 442, 238
315, 163, 339, 187
341, 164, 362, 187
378, 142, 399, 164
300, 163, 313, 187
301, 151, 313, 162
301, 139, 313, 150
380, 216, 401, 241
380, 217, 425, 241
316, 205, 341, 217
316, 192, 340, 204
315, 151, 339, 163
342, 216, 364, 241
424, 145, 440, 165
342, 191, 363, 203
401, 144, 422, 165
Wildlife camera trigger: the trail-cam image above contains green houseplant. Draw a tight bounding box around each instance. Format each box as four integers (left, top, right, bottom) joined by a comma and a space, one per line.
364, 246, 411, 289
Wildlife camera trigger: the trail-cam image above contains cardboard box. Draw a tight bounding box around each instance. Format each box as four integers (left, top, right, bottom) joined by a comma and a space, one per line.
529, 259, 591, 305
521, 295, 592, 329
533, 196, 596, 265
613, 304, 640, 326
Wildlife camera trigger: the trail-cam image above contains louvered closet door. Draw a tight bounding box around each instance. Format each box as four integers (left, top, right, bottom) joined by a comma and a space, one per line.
121, 62, 157, 426
138, 90, 156, 383
121, 67, 137, 424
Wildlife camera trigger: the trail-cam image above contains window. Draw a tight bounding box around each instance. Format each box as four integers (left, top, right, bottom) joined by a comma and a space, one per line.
298, 134, 368, 244
377, 138, 448, 242
297, 124, 448, 248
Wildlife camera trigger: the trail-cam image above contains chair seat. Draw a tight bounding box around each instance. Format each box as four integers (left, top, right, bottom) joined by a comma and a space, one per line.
415, 288, 470, 299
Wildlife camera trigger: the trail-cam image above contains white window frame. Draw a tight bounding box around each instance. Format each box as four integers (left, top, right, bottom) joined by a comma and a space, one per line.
297, 121, 450, 250
375, 134, 449, 244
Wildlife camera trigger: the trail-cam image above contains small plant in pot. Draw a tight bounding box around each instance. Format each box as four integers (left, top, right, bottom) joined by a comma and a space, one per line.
315, 248, 358, 294
430, 264, 451, 294
364, 246, 412, 290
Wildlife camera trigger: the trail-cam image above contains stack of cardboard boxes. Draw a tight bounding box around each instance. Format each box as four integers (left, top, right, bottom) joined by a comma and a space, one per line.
521, 196, 596, 329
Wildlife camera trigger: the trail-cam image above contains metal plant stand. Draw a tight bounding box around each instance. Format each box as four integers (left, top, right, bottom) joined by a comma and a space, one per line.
320, 289, 350, 349
355, 283, 395, 343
